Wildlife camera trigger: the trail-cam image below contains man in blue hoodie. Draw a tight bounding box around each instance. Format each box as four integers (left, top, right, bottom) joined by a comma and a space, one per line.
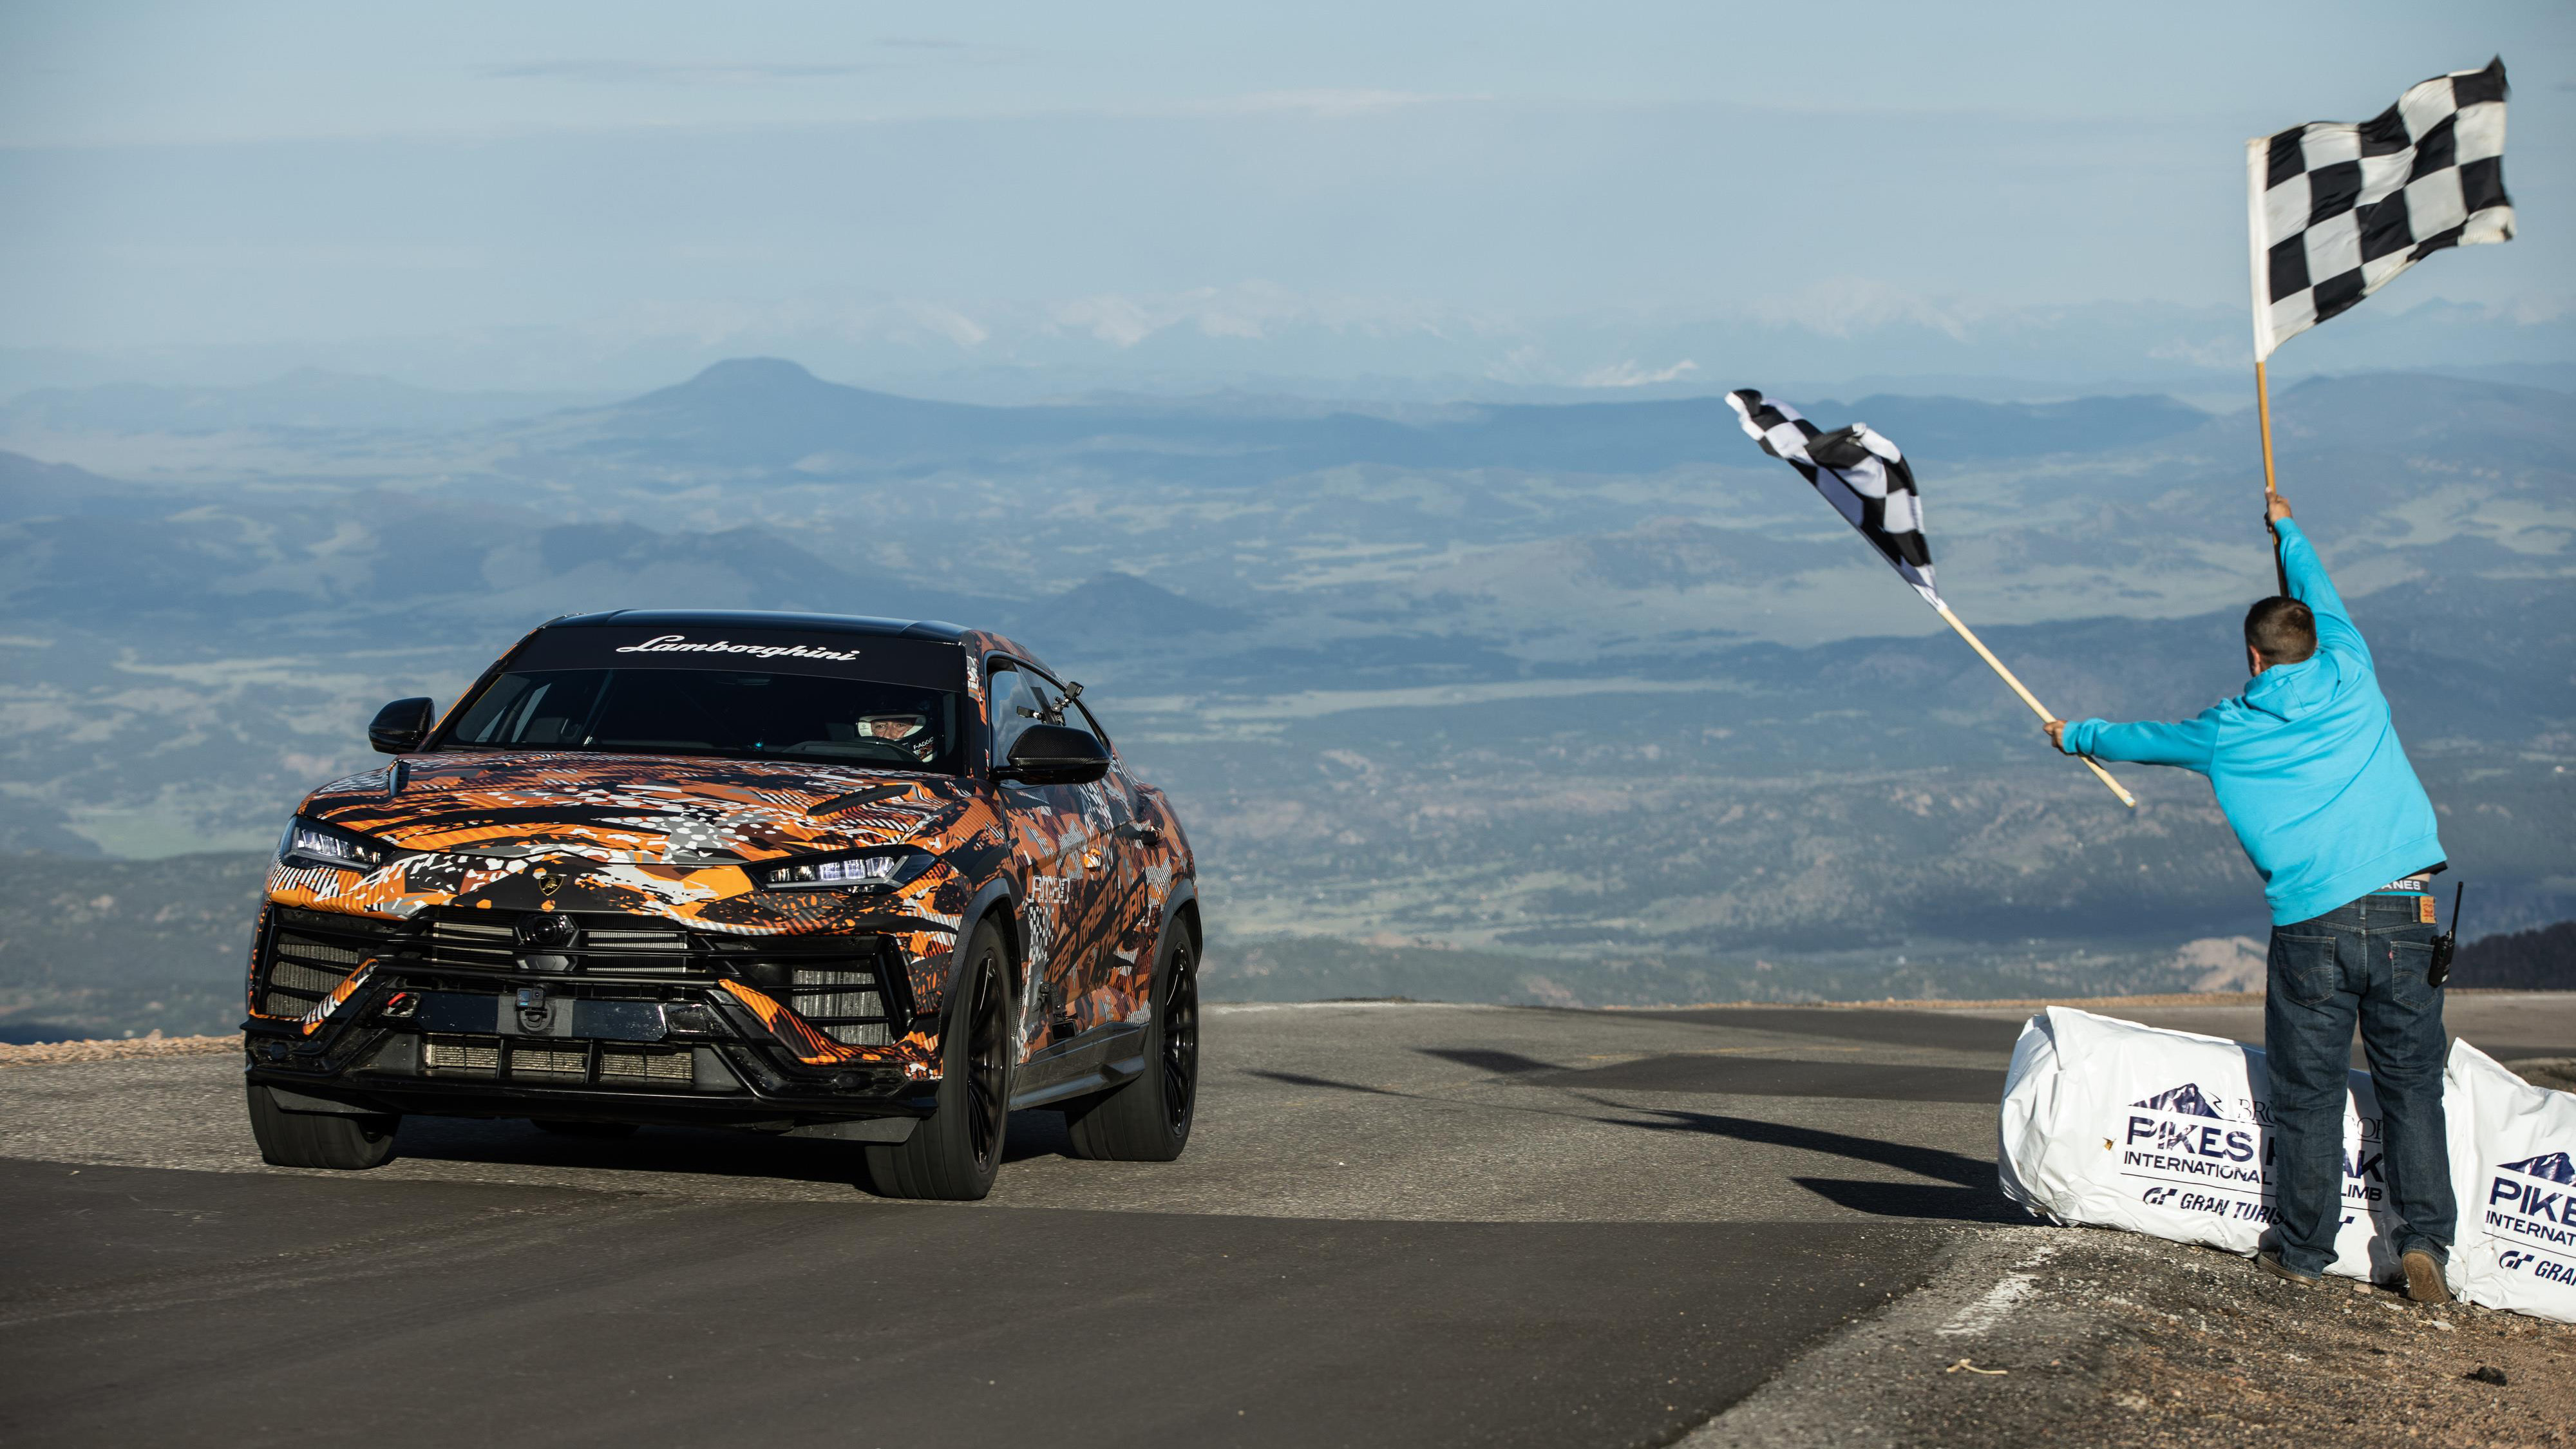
2045, 493, 2452, 1303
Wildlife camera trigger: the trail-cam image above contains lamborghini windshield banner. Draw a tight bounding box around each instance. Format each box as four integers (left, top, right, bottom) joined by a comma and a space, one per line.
511, 625, 966, 690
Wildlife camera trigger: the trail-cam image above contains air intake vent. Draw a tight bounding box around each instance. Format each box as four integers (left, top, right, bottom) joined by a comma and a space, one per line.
600, 1048, 693, 1084
788, 967, 895, 1046
256, 921, 386, 1019
424, 1035, 501, 1072
422, 1034, 694, 1090
511, 1045, 589, 1077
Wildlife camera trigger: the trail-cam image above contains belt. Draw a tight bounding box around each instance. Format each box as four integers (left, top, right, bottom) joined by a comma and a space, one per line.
2369, 875, 2438, 924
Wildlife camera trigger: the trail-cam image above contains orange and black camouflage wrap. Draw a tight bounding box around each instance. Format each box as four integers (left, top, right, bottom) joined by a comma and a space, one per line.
251, 624, 1195, 1082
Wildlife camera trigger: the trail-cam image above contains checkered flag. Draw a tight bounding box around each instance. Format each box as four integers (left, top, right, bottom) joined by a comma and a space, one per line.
1725, 390, 1940, 608
2249, 58, 2514, 361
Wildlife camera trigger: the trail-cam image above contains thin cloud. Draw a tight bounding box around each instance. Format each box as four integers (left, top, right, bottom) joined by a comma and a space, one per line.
1209, 90, 1477, 118
480, 60, 887, 85
1578, 359, 1700, 388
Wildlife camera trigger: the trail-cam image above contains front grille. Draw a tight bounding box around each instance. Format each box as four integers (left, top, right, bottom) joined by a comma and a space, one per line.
422, 1034, 694, 1089
576, 923, 695, 975
426, 916, 515, 970
420, 909, 706, 978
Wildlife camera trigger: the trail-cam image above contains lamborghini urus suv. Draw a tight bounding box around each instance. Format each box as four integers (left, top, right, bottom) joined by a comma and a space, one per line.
242, 611, 1200, 1199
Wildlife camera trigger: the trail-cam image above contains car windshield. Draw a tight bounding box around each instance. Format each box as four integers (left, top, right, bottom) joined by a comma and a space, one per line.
441, 668, 965, 773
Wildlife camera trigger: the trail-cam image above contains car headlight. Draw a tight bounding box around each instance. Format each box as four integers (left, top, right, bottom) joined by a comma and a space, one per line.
754, 846, 935, 893
278, 815, 398, 872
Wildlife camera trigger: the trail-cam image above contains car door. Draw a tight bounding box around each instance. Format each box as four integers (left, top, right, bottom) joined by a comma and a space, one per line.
1061, 688, 1157, 1036
985, 658, 1114, 1054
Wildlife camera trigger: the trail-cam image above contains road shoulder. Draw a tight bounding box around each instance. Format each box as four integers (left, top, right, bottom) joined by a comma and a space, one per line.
1690, 1222, 2576, 1448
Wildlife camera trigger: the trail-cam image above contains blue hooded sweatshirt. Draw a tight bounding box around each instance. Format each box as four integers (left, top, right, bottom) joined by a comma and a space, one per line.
2056, 520, 2443, 927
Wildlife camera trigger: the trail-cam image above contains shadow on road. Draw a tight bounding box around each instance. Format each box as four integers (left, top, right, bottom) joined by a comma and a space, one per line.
1603, 1105, 1989, 1185
1598, 1104, 2020, 1224
1412, 1044, 2003, 1103
1790, 1178, 2027, 1224
1599, 1007, 2026, 1055
1245, 1068, 1417, 1098
1416, 1046, 1560, 1075
1246, 1063, 2022, 1226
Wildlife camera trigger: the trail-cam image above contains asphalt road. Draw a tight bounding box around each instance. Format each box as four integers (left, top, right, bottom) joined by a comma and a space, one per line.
3, 994, 2566, 1448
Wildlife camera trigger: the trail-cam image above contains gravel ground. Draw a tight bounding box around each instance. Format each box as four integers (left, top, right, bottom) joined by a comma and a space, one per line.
2092, 1236, 2575, 1448
0, 1034, 237, 1067
1698, 1224, 2575, 1448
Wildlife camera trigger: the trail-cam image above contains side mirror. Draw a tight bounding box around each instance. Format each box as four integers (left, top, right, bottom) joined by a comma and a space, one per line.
368, 697, 436, 755
995, 724, 1110, 786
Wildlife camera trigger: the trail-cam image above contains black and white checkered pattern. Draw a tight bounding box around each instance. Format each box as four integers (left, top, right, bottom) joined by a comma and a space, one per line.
1725, 389, 1941, 609
2249, 57, 2514, 361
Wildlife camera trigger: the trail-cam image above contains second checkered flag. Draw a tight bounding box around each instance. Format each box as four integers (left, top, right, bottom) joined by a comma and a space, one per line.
1723, 389, 2136, 807
1725, 390, 1939, 608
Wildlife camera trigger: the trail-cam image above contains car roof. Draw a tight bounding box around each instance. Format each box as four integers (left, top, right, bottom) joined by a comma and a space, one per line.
545, 609, 971, 643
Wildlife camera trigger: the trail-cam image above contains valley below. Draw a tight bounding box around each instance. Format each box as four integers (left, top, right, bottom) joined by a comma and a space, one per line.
4, 363, 2569, 1037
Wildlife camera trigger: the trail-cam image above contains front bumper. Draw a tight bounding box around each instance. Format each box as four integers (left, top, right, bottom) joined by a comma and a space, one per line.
243, 904, 942, 1128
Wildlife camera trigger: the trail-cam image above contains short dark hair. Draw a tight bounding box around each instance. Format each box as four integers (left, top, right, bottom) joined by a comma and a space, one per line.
2244, 596, 2316, 664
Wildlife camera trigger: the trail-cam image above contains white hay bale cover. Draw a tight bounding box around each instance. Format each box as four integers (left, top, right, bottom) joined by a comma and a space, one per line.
1998, 1005, 2574, 1322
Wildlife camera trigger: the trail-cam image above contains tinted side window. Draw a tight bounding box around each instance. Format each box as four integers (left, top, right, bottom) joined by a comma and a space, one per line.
989, 663, 1053, 762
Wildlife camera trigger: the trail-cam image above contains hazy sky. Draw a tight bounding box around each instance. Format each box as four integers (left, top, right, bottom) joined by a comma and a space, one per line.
2, 1, 2568, 385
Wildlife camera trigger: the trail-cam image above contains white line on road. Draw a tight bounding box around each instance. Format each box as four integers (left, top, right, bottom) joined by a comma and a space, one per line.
1937, 1240, 2065, 1337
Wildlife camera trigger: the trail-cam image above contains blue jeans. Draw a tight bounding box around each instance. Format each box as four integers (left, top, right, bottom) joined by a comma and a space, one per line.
2264, 892, 2454, 1277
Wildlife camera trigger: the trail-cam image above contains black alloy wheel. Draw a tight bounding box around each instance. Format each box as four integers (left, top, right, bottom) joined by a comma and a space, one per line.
961, 939, 1009, 1173
1158, 940, 1198, 1133
864, 920, 1013, 1200
1065, 927, 1198, 1162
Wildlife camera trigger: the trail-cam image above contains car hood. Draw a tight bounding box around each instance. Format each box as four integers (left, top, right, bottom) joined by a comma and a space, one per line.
300, 752, 985, 866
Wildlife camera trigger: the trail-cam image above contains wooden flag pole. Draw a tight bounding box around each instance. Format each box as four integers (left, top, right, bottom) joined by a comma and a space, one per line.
2255, 359, 2280, 498
1933, 603, 2138, 808
2254, 359, 2288, 593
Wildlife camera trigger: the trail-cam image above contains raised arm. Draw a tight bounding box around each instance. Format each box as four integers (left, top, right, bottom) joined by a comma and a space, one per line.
2269, 501, 2367, 667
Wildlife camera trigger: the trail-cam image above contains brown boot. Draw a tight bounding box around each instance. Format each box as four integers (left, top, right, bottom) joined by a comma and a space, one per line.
2258, 1250, 2323, 1288
2401, 1249, 2452, 1305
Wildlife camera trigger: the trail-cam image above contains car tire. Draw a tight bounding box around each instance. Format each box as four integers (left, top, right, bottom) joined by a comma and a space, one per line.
245, 1082, 399, 1170
865, 919, 1014, 1200
1065, 927, 1198, 1162
531, 1119, 638, 1137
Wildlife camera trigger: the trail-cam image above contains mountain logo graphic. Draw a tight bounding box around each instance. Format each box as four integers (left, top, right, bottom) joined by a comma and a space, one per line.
2500, 1151, 2575, 1184
2133, 1084, 2224, 1118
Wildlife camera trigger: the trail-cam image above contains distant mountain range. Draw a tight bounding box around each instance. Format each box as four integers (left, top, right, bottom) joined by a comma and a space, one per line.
0, 368, 601, 435
6, 292, 2569, 406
